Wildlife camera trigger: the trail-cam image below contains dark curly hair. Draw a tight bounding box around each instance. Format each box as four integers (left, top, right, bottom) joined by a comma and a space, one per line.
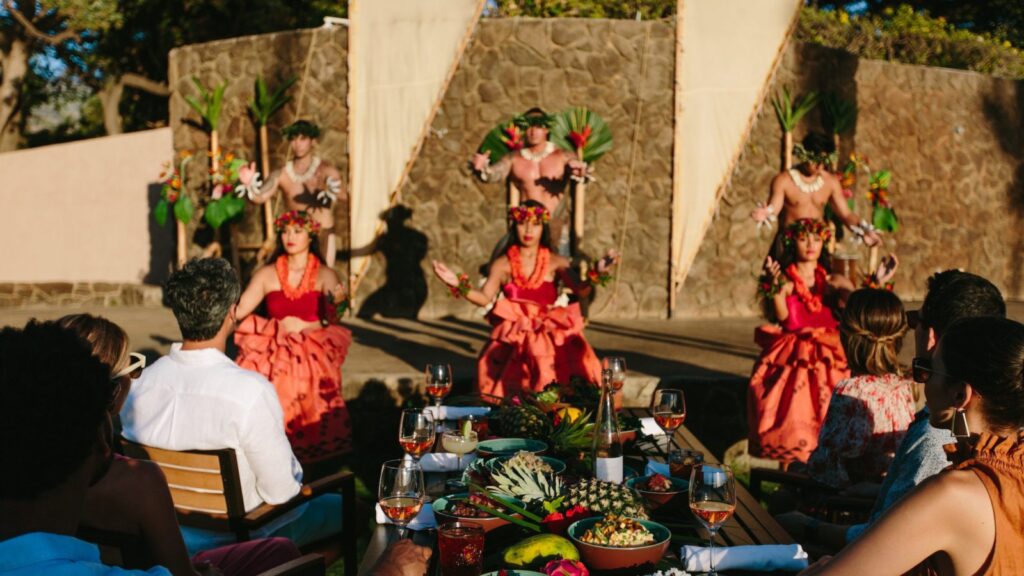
164, 258, 240, 341
0, 321, 113, 499
941, 317, 1024, 431
802, 131, 836, 155
920, 270, 1005, 336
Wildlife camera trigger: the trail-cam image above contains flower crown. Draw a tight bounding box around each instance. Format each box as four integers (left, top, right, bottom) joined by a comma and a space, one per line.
793, 143, 838, 166
281, 120, 321, 140
513, 112, 552, 129
509, 205, 551, 224
274, 210, 321, 234
783, 218, 831, 247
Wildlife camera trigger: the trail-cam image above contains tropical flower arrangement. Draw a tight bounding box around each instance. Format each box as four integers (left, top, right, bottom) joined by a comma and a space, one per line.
832, 153, 900, 235
477, 107, 613, 165
203, 150, 249, 230
154, 151, 195, 227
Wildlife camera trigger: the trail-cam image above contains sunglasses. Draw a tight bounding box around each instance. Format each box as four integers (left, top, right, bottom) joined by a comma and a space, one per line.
113, 352, 146, 381
911, 356, 957, 384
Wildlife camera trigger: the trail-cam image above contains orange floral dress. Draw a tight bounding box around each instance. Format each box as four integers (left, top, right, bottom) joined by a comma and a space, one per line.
477, 247, 602, 399
234, 256, 353, 462
747, 266, 850, 464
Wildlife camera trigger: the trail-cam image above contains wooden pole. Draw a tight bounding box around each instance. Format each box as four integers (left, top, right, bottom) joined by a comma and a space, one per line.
783, 131, 793, 171
668, 0, 685, 317
574, 145, 586, 265
203, 130, 224, 259
176, 221, 187, 267
260, 124, 274, 241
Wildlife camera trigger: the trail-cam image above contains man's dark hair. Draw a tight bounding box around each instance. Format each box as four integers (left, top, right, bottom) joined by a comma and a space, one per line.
282, 119, 321, 140
0, 321, 112, 499
165, 258, 240, 341
801, 132, 836, 155
920, 270, 1006, 335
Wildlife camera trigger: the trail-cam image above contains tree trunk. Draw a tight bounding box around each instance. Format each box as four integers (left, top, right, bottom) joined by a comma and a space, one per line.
0, 37, 29, 151
98, 78, 125, 135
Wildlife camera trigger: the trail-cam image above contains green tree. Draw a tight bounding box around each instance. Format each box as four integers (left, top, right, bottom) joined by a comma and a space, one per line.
486, 0, 674, 19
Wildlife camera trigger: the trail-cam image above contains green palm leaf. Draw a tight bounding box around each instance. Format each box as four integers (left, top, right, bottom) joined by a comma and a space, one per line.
250, 76, 297, 126
772, 86, 819, 132
822, 92, 857, 135
186, 77, 228, 131
478, 118, 525, 164
549, 107, 613, 164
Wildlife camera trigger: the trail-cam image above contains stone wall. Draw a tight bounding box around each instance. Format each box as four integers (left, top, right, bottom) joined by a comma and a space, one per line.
679, 42, 1024, 316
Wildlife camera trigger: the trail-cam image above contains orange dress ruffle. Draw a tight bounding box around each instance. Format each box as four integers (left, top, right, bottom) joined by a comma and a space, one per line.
477, 296, 602, 399
235, 312, 353, 462
747, 322, 849, 464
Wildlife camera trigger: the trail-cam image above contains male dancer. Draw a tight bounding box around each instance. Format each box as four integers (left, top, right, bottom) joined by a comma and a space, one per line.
751, 132, 881, 263
471, 107, 589, 256
238, 120, 345, 267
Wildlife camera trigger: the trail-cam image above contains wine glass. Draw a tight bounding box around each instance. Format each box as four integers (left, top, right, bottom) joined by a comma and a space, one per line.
426, 363, 453, 408
689, 464, 737, 576
398, 409, 435, 462
651, 388, 686, 434
602, 356, 626, 391
378, 459, 425, 539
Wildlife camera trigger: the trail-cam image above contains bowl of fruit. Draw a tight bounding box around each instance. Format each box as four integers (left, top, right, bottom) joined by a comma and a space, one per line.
566, 514, 671, 571
625, 473, 688, 510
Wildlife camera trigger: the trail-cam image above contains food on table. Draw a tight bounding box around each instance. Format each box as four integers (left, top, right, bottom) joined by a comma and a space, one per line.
494, 403, 553, 439
503, 534, 580, 568
445, 493, 504, 518
505, 450, 554, 474
563, 478, 648, 519
542, 558, 590, 576
578, 514, 655, 547
488, 453, 563, 503
643, 473, 674, 493
555, 406, 583, 424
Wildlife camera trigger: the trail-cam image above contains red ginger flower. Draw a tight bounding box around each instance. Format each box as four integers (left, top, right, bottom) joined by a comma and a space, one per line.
568, 126, 593, 150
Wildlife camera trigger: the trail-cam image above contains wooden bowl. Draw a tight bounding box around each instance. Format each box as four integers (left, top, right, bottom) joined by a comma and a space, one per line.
566, 516, 671, 572
626, 475, 689, 510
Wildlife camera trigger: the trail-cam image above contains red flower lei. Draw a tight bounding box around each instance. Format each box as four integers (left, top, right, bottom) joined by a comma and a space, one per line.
785, 264, 828, 313
508, 245, 549, 289
275, 255, 319, 301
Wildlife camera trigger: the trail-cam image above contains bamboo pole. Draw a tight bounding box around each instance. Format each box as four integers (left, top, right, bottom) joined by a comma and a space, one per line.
176, 221, 187, 267
260, 124, 274, 240
668, 0, 685, 317
574, 143, 586, 271
203, 130, 223, 259
783, 131, 793, 170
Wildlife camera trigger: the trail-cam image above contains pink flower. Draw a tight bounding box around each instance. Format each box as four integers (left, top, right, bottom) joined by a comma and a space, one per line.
211, 184, 224, 200
543, 559, 589, 576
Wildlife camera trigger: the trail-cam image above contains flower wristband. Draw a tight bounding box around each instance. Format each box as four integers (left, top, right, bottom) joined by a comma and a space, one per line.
448, 273, 472, 298
586, 268, 613, 287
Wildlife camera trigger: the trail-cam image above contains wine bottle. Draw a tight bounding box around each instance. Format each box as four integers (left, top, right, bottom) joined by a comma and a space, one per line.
592, 369, 624, 483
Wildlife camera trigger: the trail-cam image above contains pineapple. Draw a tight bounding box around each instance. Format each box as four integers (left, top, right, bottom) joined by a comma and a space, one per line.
487, 454, 563, 504
563, 478, 649, 519
495, 402, 553, 439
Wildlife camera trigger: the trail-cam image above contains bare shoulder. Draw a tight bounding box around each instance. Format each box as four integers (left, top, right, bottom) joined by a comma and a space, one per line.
318, 264, 341, 284
829, 273, 855, 291
252, 264, 277, 283
771, 171, 792, 187
492, 255, 511, 273
115, 456, 168, 490
549, 253, 571, 270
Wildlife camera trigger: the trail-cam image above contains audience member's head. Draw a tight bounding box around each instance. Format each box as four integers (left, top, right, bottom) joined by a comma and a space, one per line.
840, 288, 907, 377
914, 270, 1005, 356
932, 317, 1024, 434
58, 313, 129, 376
0, 321, 113, 505
165, 258, 240, 342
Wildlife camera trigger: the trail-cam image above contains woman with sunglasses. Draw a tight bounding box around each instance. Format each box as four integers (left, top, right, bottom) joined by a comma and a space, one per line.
432, 200, 616, 399
801, 316, 1024, 575
748, 219, 857, 464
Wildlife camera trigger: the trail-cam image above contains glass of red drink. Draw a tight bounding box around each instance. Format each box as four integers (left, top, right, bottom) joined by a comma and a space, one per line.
438, 521, 485, 576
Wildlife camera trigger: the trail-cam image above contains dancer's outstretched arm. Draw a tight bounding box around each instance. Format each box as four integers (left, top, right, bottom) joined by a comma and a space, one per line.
432, 258, 505, 307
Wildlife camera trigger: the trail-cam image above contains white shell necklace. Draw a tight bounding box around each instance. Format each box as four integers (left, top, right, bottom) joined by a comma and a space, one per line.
286, 156, 321, 184
789, 169, 824, 195
519, 142, 556, 162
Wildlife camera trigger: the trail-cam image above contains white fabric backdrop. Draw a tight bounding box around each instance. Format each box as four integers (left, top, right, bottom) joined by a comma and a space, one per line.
670, 0, 801, 304
348, 0, 484, 294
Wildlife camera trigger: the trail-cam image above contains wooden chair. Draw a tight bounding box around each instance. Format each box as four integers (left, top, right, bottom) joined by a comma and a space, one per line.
120, 438, 357, 573
77, 526, 326, 575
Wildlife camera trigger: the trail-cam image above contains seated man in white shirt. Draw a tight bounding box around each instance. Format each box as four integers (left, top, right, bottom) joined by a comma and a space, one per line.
120, 258, 342, 555
0, 320, 168, 575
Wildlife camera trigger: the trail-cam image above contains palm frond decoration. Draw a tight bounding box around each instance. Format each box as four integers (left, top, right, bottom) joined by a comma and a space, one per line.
250, 76, 297, 126
478, 118, 526, 163
821, 92, 857, 136
550, 107, 613, 164
772, 86, 819, 133
184, 77, 228, 131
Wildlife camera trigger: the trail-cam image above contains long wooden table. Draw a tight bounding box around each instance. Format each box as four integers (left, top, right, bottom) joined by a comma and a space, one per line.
358, 409, 794, 575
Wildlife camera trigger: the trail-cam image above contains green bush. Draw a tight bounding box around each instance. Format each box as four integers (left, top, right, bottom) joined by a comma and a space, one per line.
798, 5, 1024, 79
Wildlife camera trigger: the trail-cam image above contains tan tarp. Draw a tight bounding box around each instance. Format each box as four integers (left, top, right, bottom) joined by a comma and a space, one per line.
670, 0, 801, 310
348, 0, 484, 294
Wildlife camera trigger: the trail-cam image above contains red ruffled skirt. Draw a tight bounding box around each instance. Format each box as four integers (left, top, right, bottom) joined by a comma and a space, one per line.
478, 299, 602, 399
747, 324, 849, 464
235, 316, 353, 462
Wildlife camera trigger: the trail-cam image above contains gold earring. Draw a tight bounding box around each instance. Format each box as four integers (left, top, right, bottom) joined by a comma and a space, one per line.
951, 408, 971, 440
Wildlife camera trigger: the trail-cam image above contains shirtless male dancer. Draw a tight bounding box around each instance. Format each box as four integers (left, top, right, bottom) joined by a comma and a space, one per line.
471, 107, 589, 257
751, 132, 881, 264
237, 120, 345, 267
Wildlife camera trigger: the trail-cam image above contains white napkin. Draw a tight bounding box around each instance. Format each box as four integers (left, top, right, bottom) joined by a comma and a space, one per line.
640, 417, 667, 436
375, 501, 436, 530
407, 452, 478, 472
423, 406, 491, 421
645, 459, 671, 477
681, 544, 809, 572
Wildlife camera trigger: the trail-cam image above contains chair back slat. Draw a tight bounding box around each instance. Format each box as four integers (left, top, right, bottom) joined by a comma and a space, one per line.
166, 486, 230, 514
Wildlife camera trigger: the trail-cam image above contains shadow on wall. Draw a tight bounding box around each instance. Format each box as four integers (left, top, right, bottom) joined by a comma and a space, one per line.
982, 82, 1024, 296
144, 182, 176, 286
356, 204, 429, 319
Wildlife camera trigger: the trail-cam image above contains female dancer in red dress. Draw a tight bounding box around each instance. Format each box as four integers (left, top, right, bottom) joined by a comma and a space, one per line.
432, 201, 617, 399
235, 210, 352, 462
748, 219, 854, 464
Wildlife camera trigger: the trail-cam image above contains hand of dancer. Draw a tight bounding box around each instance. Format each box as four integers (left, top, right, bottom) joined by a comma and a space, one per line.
751, 203, 771, 223
432, 260, 459, 287
472, 151, 491, 172
568, 159, 588, 177
864, 229, 883, 247
763, 256, 782, 280
370, 539, 432, 576
876, 253, 899, 284
238, 161, 257, 186
326, 283, 348, 305
596, 249, 620, 273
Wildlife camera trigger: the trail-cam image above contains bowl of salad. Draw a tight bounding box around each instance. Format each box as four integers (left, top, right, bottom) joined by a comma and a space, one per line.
566, 514, 670, 571
433, 493, 521, 533
626, 473, 688, 510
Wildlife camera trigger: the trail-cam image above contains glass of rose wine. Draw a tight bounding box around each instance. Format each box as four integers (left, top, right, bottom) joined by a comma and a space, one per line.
602, 357, 627, 391
378, 460, 425, 539
651, 388, 686, 434
399, 409, 435, 462
426, 363, 453, 407
689, 464, 736, 576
